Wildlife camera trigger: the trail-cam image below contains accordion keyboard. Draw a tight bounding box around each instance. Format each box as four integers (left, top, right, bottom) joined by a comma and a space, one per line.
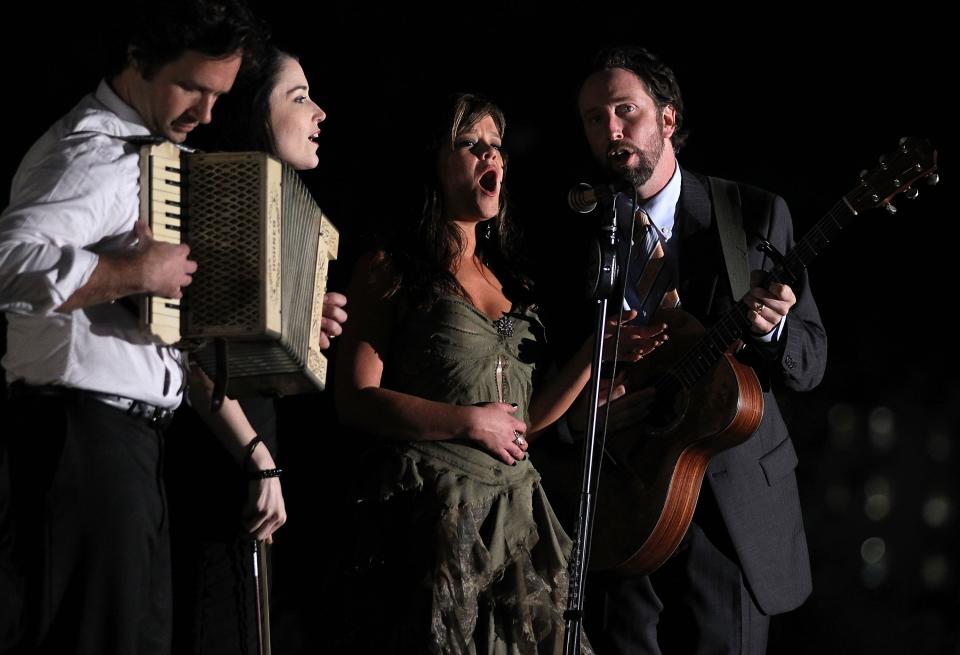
140, 142, 185, 345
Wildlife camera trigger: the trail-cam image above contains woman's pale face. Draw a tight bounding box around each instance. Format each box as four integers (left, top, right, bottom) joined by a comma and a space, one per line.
269, 57, 326, 170
437, 114, 503, 222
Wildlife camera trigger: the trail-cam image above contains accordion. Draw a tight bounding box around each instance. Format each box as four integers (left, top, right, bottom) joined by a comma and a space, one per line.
138, 142, 338, 396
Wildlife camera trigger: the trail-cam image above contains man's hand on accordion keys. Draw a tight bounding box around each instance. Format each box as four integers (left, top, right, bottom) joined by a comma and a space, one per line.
133, 220, 197, 299
319, 291, 348, 349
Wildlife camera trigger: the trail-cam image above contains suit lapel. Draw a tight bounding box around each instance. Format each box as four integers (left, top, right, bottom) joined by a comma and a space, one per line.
676, 169, 713, 237
675, 170, 728, 320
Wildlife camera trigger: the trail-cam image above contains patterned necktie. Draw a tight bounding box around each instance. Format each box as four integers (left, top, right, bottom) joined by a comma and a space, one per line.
624, 207, 679, 324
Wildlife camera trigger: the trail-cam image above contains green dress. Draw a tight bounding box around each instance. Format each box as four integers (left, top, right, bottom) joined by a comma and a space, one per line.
345, 296, 592, 655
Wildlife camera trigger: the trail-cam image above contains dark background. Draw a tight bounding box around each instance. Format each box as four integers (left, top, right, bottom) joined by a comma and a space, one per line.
2, 4, 953, 653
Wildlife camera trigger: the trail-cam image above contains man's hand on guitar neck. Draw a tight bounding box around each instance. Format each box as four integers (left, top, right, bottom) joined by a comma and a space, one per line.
743, 271, 796, 338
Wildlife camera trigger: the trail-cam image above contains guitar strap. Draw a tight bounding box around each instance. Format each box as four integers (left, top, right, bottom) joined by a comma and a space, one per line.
707, 177, 751, 300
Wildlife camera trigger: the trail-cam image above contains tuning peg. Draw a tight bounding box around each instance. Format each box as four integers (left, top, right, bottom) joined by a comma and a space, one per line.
859, 169, 868, 180
885, 204, 898, 215
905, 188, 919, 200
926, 173, 940, 186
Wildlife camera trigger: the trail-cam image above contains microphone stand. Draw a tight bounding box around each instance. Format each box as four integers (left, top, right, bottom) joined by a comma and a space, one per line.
563, 192, 628, 654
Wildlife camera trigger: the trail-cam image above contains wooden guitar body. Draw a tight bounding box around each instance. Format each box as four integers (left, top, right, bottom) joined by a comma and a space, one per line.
589, 309, 763, 574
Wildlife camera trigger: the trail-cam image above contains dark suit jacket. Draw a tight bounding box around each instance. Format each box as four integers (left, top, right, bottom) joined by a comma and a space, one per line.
673, 169, 827, 614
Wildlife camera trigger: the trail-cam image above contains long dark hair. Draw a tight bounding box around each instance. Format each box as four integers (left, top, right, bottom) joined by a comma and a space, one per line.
384, 93, 532, 310
200, 45, 292, 154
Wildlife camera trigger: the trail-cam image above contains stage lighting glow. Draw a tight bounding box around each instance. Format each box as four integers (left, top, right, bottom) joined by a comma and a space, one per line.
864, 476, 892, 521
860, 536, 886, 564
922, 496, 951, 528
827, 403, 857, 448
867, 406, 896, 452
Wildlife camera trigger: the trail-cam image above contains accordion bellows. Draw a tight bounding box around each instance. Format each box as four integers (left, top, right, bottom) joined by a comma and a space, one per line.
140, 143, 338, 396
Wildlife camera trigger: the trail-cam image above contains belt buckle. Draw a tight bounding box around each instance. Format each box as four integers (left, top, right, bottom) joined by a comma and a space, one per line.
124, 399, 172, 429
126, 399, 147, 419
151, 407, 175, 430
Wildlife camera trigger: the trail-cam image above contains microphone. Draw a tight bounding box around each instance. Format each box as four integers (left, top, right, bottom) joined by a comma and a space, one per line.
567, 181, 633, 213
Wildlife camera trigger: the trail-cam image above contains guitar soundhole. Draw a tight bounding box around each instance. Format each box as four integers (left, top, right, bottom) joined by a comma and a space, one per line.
646, 373, 684, 431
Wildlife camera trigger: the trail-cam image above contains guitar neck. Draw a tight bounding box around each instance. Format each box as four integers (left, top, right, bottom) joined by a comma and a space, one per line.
768, 199, 853, 287
669, 201, 852, 387
665, 137, 937, 390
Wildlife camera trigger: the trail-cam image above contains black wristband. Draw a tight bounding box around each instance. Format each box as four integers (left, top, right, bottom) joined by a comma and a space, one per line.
247, 467, 282, 481
242, 435, 264, 471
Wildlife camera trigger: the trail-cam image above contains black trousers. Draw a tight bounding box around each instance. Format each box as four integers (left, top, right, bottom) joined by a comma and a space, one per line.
584, 489, 769, 655
2, 390, 171, 655
0, 413, 22, 652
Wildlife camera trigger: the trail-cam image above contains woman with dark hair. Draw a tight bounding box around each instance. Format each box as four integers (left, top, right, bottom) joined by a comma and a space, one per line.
165, 46, 345, 653
211, 48, 331, 172
335, 93, 662, 653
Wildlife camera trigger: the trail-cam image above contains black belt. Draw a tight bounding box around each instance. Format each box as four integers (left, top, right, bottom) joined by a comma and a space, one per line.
8, 382, 176, 430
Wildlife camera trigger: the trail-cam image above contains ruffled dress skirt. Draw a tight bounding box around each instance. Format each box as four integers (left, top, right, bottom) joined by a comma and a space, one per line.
341, 440, 593, 655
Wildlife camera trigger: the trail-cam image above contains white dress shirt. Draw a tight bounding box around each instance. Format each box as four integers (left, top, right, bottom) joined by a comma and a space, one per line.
0, 80, 183, 407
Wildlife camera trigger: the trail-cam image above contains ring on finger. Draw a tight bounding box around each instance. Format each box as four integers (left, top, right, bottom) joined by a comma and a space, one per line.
513, 431, 527, 448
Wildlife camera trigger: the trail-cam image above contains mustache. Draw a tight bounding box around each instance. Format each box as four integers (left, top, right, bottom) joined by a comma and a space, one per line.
606, 141, 640, 157
173, 110, 201, 124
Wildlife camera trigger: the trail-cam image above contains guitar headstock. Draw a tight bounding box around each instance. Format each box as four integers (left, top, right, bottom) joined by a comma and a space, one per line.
845, 137, 938, 215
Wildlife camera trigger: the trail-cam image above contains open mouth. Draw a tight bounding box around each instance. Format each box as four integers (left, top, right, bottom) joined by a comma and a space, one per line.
479, 169, 498, 194
608, 146, 634, 164
309, 131, 320, 143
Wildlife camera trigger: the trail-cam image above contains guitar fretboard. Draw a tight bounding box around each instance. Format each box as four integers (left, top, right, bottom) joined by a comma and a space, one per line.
664, 136, 936, 390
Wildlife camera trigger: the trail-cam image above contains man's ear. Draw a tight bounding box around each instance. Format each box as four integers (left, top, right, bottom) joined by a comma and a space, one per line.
127, 45, 147, 78
661, 104, 677, 141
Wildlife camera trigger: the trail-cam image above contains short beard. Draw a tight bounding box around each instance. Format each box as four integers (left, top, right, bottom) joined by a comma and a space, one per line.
605, 118, 666, 191
620, 145, 658, 189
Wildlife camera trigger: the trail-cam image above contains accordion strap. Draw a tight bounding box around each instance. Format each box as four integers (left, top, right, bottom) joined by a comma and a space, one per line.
67, 131, 199, 153
211, 338, 229, 412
